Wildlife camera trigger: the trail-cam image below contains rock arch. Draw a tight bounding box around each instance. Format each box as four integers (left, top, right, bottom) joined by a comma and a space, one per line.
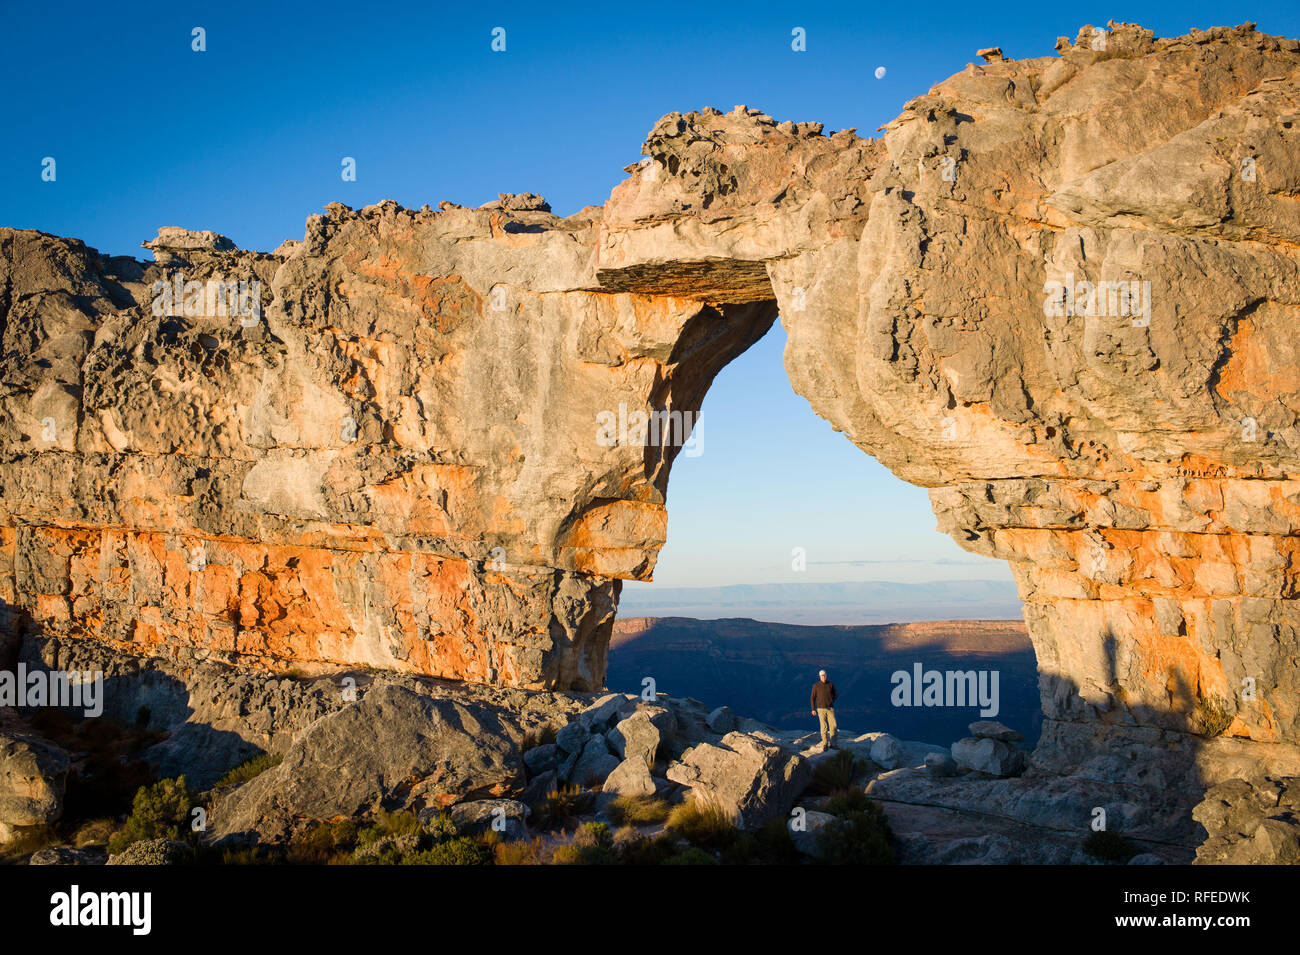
3, 22, 1300, 800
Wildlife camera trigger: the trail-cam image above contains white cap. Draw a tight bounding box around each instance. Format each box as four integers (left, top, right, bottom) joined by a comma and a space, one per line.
818, 669, 827, 676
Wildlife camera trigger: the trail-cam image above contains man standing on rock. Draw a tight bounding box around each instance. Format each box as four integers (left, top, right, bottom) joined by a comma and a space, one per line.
811, 669, 838, 751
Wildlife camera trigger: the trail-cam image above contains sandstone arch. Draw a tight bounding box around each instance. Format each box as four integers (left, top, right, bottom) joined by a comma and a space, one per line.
3, 22, 1300, 802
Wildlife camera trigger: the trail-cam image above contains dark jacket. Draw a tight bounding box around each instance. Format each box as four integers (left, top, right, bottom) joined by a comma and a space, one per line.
811, 680, 837, 710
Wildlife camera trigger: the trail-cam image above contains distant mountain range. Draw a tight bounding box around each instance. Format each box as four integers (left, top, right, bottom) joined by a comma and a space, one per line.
617, 579, 1024, 626
607, 616, 1041, 747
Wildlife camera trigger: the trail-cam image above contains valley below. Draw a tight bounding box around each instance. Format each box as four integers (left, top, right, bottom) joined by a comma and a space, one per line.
607, 616, 1041, 746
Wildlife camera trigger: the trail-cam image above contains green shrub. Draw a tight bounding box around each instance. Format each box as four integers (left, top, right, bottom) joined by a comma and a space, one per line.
552, 821, 619, 865
816, 803, 895, 865
1083, 829, 1136, 863
356, 809, 423, 845
213, 753, 282, 789
108, 777, 199, 854
613, 830, 679, 865
402, 837, 493, 865
811, 750, 869, 794
754, 816, 801, 865
287, 820, 361, 865
603, 794, 670, 826
823, 788, 871, 817
531, 785, 596, 831
665, 797, 738, 849
422, 811, 458, 841
718, 815, 803, 865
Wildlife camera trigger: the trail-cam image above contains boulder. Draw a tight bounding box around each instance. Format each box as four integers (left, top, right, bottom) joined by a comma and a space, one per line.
555, 722, 590, 755
30, 846, 107, 865
924, 752, 959, 777
869, 734, 905, 770
660, 697, 718, 748
951, 737, 1027, 777
665, 732, 812, 828
602, 757, 657, 799
0, 731, 70, 832
968, 720, 1024, 742
210, 685, 524, 842
446, 799, 530, 840
577, 694, 636, 732
606, 709, 670, 768
566, 736, 620, 788
523, 743, 561, 776
707, 706, 735, 734
520, 770, 558, 808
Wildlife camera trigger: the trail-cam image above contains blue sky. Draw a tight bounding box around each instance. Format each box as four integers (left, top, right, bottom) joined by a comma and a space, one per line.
4, 0, 1296, 592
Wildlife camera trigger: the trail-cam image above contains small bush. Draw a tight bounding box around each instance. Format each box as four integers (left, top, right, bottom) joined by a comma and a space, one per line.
532, 785, 596, 831
553, 822, 619, 865
665, 797, 738, 850
108, 777, 199, 855
811, 750, 868, 794
0, 825, 58, 862
356, 809, 424, 845
218, 846, 280, 865
614, 830, 679, 865
522, 725, 558, 750
718, 816, 803, 865
603, 794, 670, 826
1193, 695, 1234, 738
287, 820, 360, 865
823, 788, 871, 817
1083, 829, 1136, 863
753, 816, 801, 865
402, 837, 493, 865
816, 802, 895, 865
71, 817, 116, 849
213, 753, 282, 789
422, 811, 458, 841
494, 837, 545, 865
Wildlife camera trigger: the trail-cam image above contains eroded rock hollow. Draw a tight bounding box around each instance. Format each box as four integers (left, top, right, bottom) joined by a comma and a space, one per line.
4, 23, 1300, 791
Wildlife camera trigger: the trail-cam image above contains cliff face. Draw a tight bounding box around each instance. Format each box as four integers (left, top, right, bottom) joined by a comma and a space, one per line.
4, 23, 1300, 782
0, 206, 772, 692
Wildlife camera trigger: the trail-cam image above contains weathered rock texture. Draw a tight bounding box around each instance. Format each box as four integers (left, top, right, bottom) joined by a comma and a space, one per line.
4, 23, 1300, 799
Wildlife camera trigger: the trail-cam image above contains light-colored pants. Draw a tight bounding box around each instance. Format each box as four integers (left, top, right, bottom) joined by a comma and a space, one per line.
817, 707, 837, 748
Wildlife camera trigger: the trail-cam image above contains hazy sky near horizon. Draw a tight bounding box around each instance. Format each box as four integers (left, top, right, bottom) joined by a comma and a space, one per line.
5, 1, 1297, 592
